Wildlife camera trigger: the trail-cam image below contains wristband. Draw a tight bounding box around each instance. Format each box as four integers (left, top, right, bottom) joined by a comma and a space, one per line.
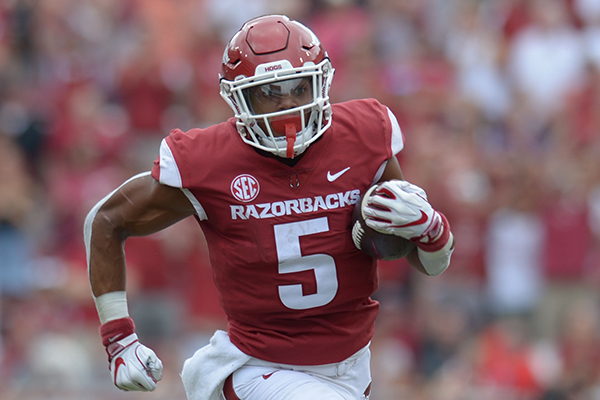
100, 317, 136, 347
94, 291, 130, 324
100, 317, 138, 361
415, 213, 451, 252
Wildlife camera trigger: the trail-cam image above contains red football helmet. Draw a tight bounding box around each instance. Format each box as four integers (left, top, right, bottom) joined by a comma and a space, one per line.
220, 15, 334, 158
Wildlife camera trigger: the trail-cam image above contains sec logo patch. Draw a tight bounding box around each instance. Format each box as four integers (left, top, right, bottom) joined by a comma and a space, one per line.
231, 174, 260, 202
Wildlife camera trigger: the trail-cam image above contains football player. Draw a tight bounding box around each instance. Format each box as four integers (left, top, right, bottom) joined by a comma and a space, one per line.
85, 15, 455, 400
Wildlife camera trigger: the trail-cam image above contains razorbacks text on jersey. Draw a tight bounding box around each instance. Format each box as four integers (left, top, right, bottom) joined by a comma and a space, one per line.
151, 98, 404, 365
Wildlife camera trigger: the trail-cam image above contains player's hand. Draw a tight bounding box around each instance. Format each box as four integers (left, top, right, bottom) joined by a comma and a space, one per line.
101, 317, 163, 391
362, 180, 443, 244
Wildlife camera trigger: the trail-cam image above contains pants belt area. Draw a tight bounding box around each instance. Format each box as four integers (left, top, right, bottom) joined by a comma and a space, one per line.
244, 343, 369, 377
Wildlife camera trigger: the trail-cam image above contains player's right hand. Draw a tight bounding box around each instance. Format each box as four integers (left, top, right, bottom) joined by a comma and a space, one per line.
101, 317, 163, 391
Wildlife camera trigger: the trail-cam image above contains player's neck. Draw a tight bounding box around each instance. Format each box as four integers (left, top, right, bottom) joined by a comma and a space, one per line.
253, 131, 325, 166
254, 148, 307, 167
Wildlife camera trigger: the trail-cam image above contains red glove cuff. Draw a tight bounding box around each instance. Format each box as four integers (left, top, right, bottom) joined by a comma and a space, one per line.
100, 316, 135, 347
415, 212, 451, 253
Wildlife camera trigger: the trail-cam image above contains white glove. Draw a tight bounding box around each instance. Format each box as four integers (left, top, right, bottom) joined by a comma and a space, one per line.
362, 180, 443, 244
101, 317, 163, 391
107, 333, 163, 391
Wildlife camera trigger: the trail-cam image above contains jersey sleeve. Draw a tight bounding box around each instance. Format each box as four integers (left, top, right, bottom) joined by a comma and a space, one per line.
151, 129, 189, 188
150, 128, 210, 219
358, 98, 404, 158
365, 101, 404, 184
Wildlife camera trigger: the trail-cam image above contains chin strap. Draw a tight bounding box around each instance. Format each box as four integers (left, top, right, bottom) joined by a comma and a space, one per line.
285, 123, 297, 158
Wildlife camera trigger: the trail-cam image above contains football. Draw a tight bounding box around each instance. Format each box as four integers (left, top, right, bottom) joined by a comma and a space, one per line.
351, 186, 416, 260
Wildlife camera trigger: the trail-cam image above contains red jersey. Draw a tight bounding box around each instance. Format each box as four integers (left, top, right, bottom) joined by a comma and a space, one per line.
151, 98, 404, 365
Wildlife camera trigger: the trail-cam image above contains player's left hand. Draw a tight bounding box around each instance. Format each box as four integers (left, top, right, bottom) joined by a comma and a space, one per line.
362, 180, 443, 244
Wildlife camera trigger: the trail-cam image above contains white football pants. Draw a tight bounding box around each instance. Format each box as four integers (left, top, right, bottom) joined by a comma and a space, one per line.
224, 344, 372, 400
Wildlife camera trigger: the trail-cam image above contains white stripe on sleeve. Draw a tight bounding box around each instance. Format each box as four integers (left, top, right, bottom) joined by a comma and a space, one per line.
158, 138, 183, 188
182, 189, 208, 221
372, 161, 387, 186
386, 107, 404, 155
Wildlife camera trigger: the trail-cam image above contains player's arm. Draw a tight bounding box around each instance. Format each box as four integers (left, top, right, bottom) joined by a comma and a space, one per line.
373, 156, 455, 276
87, 173, 195, 296
84, 172, 196, 391
377, 154, 405, 182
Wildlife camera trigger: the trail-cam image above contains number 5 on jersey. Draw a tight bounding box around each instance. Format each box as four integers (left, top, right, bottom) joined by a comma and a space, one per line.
274, 217, 339, 310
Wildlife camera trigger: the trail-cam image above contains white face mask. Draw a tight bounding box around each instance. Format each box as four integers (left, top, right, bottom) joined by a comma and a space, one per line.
220, 58, 335, 158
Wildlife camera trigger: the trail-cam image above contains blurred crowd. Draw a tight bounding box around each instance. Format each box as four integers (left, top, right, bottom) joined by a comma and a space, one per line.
1, 0, 600, 399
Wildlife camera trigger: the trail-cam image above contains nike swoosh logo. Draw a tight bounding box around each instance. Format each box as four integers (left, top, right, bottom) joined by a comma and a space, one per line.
393, 210, 428, 227
108, 335, 121, 343
327, 167, 350, 182
262, 372, 275, 379
114, 357, 126, 385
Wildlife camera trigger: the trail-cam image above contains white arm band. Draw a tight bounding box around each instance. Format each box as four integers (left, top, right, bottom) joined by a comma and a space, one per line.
94, 291, 130, 324
417, 233, 455, 276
